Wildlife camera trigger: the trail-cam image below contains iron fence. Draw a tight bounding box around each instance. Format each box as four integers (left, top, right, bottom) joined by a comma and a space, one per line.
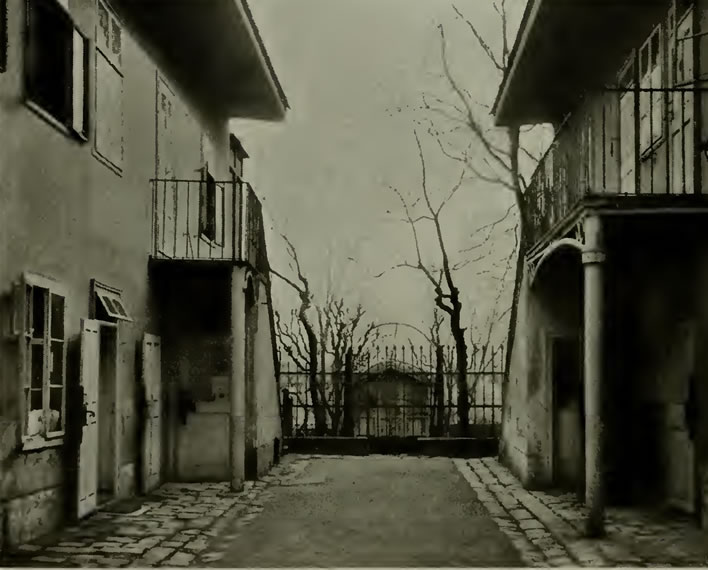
279, 343, 505, 439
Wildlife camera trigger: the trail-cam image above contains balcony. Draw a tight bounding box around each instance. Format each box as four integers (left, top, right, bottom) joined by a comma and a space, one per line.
523, 85, 708, 252
150, 177, 268, 272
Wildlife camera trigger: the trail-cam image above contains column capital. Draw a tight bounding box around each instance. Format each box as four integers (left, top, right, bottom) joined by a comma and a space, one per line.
582, 250, 606, 265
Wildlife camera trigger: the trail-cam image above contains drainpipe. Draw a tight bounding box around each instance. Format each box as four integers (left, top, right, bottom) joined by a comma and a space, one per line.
230, 268, 247, 491
582, 214, 606, 537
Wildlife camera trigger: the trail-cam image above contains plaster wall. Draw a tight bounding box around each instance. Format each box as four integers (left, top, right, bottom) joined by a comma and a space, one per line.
0, 0, 229, 546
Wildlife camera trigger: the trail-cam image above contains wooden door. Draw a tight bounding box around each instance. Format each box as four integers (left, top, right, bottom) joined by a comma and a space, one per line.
78, 319, 100, 519
141, 333, 162, 493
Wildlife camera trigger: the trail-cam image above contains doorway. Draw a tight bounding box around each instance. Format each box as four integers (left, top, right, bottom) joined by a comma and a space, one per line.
98, 325, 119, 505
551, 335, 585, 498
77, 320, 119, 519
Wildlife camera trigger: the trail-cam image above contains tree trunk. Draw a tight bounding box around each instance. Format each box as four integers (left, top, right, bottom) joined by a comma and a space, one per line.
451, 309, 469, 436
433, 345, 445, 436
303, 320, 327, 435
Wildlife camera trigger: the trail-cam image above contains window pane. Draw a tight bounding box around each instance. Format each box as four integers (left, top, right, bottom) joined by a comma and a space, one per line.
113, 300, 127, 317
27, 0, 72, 124
102, 295, 117, 314
30, 389, 43, 411
25, 284, 32, 333
26, 391, 43, 436
49, 387, 63, 432
50, 341, 64, 385
31, 343, 44, 389
32, 287, 45, 338
51, 294, 64, 339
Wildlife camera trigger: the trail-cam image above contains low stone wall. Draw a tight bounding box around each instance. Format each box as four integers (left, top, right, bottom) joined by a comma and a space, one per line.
284, 437, 499, 458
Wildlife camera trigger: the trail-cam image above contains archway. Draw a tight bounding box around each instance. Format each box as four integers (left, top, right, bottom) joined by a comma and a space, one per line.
532, 242, 585, 497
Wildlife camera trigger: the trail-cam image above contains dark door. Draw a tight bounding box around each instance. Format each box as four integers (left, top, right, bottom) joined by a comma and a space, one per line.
552, 336, 585, 498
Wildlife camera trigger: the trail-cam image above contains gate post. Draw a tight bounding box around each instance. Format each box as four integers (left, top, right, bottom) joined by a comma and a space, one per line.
341, 348, 355, 437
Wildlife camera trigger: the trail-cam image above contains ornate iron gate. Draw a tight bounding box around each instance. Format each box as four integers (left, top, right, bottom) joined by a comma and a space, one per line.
279, 343, 504, 440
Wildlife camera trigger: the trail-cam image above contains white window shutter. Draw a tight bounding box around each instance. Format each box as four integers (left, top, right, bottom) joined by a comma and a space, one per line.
72, 30, 85, 135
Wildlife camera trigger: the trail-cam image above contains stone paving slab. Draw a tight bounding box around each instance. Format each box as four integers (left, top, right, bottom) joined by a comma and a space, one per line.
1, 457, 306, 568
454, 457, 708, 567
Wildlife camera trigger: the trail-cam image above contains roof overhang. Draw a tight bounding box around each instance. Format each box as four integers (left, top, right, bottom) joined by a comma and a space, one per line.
493, 0, 670, 127
114, 0, 289, 121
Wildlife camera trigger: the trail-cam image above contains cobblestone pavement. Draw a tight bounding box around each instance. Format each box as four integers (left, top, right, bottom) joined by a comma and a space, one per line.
7, 454, 708, 568
3, 454, 523, 568
1, 457, 300, 568
455, 457, 708, 567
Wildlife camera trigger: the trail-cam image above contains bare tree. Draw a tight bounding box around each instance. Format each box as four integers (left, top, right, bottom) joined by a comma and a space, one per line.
316, 295, 381, 434
270, 235, 327, 435
428, 3, 541, 382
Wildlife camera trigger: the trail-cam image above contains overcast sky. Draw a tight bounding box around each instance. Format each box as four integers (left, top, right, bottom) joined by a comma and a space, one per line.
231, 0, 550, 349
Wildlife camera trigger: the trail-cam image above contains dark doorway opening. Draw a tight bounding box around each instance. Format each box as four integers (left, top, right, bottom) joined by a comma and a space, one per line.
551, 335, 585, 500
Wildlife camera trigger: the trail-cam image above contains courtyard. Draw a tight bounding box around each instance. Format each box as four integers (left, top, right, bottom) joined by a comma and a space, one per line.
3, 454, 708, 568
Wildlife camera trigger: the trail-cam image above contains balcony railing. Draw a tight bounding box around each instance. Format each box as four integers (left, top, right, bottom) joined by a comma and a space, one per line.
524, 87, 698, 248
151, 177, 267, 271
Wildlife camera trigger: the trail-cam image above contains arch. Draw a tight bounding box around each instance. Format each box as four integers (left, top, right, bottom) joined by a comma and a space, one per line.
529, 238, 584, 288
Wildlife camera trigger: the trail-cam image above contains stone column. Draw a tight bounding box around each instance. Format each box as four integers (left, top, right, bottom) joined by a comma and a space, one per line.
582, 214, 606, 537
230, 268, 247, 491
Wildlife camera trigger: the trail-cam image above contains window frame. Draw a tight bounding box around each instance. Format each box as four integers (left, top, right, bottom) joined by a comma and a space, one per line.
1, 0, 7, 73
617, 52, 638, 194
199, 165, 224, 247
90, 279, 132, 323
93, 0, 124, 173
24, 0, 89, 140
638, 23, 665, 157
13, 272, 67, 451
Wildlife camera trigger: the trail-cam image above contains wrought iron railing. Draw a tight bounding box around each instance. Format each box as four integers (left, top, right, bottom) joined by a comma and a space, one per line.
524, 87, 696, 248
279, 342, 505, 439
150, 177, 267, 271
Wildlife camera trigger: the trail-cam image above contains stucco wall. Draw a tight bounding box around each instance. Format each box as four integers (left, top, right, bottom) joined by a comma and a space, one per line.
0, 0, 229, 546
252, 281, 281, 476
500, 264, 530, 484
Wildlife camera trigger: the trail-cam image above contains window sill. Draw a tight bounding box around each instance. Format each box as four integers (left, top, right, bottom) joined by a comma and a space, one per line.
21, 434, 64, 452
25, 100, 88, 143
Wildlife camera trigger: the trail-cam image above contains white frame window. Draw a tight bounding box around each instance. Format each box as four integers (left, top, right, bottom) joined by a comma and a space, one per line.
639, 24, 664, 155
618, 54, 637, 194
91, 279, 132, 322
11, 273, 67, 450
25, 0, 88, 138
94, 0, 124, 170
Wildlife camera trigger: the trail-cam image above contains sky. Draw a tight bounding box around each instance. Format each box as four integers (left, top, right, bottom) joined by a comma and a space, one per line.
231, 0, 551, 351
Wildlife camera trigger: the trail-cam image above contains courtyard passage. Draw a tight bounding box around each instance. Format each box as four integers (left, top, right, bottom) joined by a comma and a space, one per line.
4, 454, 708, 567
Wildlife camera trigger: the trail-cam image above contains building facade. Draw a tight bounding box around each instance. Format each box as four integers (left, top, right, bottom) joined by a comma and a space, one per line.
495, 0, 708, 533
0, 0, 287, 548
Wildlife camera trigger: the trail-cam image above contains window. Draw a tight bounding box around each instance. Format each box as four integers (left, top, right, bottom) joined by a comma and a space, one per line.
639, 25, 664, 154
1, 0, 7, 73
199, 166, 223, 245
95, 0, 124, 169
229, 135, 248, 179
91, 279, 131, 322
25, 0, 88, 137
11, 273, 67, 448
618, 55, 637, 194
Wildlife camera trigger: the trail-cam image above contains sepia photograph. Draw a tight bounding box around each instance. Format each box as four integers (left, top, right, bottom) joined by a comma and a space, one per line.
1, 0, 708, 567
